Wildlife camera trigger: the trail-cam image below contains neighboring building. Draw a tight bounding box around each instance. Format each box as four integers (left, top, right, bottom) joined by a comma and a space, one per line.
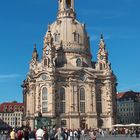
0, 102, 24, 128
22, 0, 117, 129
117, 91, 140, 124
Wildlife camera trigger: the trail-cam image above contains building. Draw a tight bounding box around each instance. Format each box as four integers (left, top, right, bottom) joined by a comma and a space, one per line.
0, 102, 24, 128
22, 0, 117, 129
117, 91, 140, 124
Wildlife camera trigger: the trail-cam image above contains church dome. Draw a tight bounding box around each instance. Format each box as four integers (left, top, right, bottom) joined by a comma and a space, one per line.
45, 18, 90, 53
44, 0, 92, 67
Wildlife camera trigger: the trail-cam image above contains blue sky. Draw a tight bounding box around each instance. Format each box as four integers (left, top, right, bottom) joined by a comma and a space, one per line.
0, 0, 140, 103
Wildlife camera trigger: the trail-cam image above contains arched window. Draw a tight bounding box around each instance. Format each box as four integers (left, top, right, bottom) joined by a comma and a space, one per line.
42, 87, 48, 113
66, 0, 71, 9
44, 59, 47, 66
54, 33, 60, 42
79, 88, 85, 113
96, 89, 102, 115
100, 63, 103, 70
80, 88, 85, 100
73, 32, 79, 43
99, 63, 106, 70
60, 87, 65, 113
42, 87, 47, 100
76, 58, 82, 67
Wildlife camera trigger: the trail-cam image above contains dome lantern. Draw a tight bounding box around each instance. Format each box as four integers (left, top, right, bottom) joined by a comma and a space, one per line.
58, 0, 76, 19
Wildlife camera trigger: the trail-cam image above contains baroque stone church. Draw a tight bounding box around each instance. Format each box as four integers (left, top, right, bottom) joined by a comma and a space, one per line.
22, 0, 117, 129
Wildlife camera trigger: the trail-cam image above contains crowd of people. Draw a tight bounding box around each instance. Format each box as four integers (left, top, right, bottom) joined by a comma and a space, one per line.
0, 126, 100, 140
112, 127, 140, 138
0, 126, 140, 140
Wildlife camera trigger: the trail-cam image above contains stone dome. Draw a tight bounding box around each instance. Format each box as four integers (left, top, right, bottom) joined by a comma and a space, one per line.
45, 18, 90, 60
45, 18, 90, 53
44, 0, 92, 67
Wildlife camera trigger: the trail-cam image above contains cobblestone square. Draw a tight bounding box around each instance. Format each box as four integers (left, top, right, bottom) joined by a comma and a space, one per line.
97, 135, 139, 140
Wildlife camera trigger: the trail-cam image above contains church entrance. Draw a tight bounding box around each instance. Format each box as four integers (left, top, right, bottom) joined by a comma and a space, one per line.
80, 119, 86, 129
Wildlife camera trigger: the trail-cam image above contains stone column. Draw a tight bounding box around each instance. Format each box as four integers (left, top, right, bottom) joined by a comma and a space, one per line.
101, 86, 107, 114
69, 83, 74, 112
73, 84, 78, 112
71, 0, 74, 10
35, 84, 40, 113
51, 84, 56, 115
92, 85, 97, 114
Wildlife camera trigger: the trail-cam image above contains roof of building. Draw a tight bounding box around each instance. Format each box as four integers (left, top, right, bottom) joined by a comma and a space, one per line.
0, 102, 24, 113
117, 91, 140, 101
117, 92, 125, 99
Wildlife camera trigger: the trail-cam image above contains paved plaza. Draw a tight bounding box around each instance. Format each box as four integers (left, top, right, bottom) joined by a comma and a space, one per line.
80, 135, 140, 140
97, 135, 139, 140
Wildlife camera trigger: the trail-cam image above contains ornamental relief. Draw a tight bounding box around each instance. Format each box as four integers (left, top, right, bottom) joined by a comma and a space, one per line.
62, 42, 84, 48
29, 84, 36, 91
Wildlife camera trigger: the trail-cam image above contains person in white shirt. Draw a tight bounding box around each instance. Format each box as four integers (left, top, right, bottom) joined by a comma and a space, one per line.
36, 127, 44, 140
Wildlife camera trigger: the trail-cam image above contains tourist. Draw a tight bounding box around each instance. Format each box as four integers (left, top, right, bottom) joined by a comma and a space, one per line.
135, 127, 139, 138
43, 128, 49, 140
10, 129, 15, 140
36, 127, 44, 140
23, 128, 29, 140
77, 129, 81, 140
89, 129, 96, 140
28, 128, 36, 140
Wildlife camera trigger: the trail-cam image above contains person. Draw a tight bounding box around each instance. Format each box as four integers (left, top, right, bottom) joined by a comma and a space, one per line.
10, 129, 15, 140
101, 129, 105, 137
89, 129, 96, 140
28, 128, 36, 140
61, 128, 67, 140
55, 128, 63, 140
23, 128, 29, 140
36, 127, 44, 140
43, 128, 49, 140
125, 128, 129, 137
17, 129, 23, 140
69, 130, 74, 140
129, 128, 134, 137
77, 129, 81, 140
49, 128, 56, 140
135, 127, 139, 138
1, 131, 7, 140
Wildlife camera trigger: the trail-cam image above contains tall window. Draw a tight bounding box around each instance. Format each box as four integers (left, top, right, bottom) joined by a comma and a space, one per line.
96, 89, 102, 115
66, 0, 71, 9
54, 33, 60, 42
80, 88, 85, 113
76, 58, 82, 67
42, 87, 48, 113
44, 59, 47, 66
60, 87, 65, 113
73, 32, 79, 43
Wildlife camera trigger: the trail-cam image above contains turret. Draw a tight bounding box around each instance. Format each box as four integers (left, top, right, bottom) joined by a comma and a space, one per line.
96, 34, 111, 70
32, 44, 38, 62
43, 26, 56, 68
